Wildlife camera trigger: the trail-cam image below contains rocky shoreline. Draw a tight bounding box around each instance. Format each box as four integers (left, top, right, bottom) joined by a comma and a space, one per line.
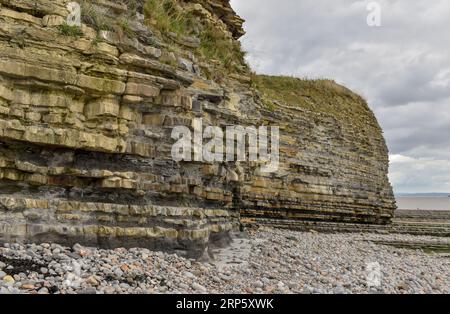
0, 228, 448, 294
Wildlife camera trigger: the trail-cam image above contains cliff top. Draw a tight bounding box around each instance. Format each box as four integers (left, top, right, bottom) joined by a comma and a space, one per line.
253, 75, 381, 132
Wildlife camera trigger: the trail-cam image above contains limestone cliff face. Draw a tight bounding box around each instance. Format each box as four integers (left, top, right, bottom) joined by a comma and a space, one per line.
243, 76, 396, 224
0, 0, 395, 256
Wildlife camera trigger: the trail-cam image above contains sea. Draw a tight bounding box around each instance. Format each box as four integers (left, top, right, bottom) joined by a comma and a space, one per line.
395, 196, 450, 211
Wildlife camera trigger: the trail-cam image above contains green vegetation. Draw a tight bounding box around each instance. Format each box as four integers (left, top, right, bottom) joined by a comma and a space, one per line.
423, 247, 450, 255
262, 99, 277, 112
378, 242, 450, 255
253, 74, 368, 118
121, 0, 140, 13
198, 25, 247, 72
118, 19, 135, 38
144, 0, 196, 36
91, 33, 102, 46
58, 23, 83, 37
143, 0, 247, 74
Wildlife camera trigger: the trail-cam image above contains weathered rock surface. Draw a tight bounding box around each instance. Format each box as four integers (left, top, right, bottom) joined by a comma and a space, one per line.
241, 76, 396, 224
0, 0, 396, 256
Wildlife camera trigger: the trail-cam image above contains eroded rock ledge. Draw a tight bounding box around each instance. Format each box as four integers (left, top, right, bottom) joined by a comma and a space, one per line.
0, 0, 396, 256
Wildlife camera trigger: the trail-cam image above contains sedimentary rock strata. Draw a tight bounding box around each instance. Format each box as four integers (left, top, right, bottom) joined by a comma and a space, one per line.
241, 76, 396, 224
0, 0, 396, 256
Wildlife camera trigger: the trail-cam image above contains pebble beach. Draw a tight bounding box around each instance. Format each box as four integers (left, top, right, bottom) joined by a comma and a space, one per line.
0, 228, 448, 294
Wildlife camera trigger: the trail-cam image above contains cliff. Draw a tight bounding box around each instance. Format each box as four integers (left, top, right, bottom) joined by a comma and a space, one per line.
243, 75, 396, 224
0, 0, 396, 257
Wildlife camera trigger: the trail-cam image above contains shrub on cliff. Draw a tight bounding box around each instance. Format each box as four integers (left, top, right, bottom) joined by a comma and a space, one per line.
198, 24, 247, 73
58, 23, 84, 37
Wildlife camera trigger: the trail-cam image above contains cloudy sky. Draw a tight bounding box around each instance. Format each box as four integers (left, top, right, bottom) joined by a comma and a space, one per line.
230, 0, 450, 193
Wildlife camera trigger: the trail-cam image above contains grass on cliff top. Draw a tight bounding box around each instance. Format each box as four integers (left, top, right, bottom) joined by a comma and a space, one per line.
253, 74, 372, 120
144, 0, 248, 75
198, 25, 247, 74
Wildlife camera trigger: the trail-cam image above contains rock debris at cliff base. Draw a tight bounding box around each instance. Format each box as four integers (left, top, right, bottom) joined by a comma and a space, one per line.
0, 228, 448, 294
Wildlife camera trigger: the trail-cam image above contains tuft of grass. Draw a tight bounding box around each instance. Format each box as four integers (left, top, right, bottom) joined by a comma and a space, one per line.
144, 0, 196, 36
121, 0, 140, 13
198, 25, 247, 73
118, 18, 135, 38
262, 99, 277, 112
58, 23, 83, 37
92, 33, 102, 46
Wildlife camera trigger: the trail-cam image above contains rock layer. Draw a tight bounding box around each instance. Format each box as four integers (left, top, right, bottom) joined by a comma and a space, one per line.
0, 0, 396, 256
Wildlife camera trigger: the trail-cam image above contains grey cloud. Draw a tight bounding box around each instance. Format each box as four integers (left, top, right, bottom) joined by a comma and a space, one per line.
389, 155, 450, 193
231, 0, 450, 192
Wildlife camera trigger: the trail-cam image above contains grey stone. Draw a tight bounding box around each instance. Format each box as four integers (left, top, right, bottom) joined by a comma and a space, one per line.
253, 280, 264, 288
183, 271, 196, 279
191, 282, 207, 292
77, 288, 97, 294
114, 268, 124, 278
334, 285, 346, 294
